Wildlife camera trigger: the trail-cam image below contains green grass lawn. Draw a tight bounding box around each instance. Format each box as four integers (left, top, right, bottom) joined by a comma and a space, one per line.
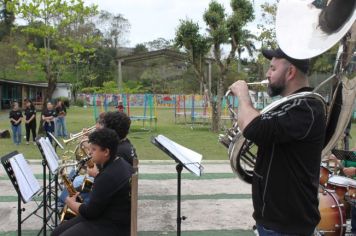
0, 106, 229, 160
0, 106, 355, 160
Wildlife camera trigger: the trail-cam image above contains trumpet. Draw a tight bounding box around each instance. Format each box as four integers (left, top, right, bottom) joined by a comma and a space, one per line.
247, 79, 269, 86
63, 125, 96, 144
223, 79, 270, 124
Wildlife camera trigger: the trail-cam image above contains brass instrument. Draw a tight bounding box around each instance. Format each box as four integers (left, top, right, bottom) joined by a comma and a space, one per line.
73, 139, 91, 161
219, 0, 356, 184
80, 177, 94, 193
246, 80, 268, 86
63, 125, 96, 144
60, 168, 83, 222
219, 91, 327, 184
79, 158, 95, 192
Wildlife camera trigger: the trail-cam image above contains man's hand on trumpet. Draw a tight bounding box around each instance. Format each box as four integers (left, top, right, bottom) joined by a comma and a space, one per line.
229, 80, 260, 132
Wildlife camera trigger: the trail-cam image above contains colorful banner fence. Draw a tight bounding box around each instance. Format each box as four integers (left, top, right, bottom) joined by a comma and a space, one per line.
77, 93, 241, 109
76, 93, 279, 124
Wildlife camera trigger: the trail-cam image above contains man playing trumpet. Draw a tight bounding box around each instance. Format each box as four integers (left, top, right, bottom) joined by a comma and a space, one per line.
229, 48, 326, 235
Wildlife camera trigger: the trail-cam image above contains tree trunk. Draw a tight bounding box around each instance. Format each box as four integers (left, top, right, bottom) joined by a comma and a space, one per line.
237, 51, 241, 73
211, 100, 222, 132
38, 71, 57, 134
210, 74, 224, 133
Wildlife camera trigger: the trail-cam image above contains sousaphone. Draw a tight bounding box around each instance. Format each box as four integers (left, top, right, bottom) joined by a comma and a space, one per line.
276, 0, 356, 60
219, 0, 356, 184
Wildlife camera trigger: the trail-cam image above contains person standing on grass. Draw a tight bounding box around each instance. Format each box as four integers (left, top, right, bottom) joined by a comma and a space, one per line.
24, 99, 37, 145
55, 100, 68, 138
9, 101, 23, 145
42, 102, 57, 143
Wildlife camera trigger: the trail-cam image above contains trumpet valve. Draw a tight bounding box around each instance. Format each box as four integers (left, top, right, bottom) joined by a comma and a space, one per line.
219, 134, 232, 148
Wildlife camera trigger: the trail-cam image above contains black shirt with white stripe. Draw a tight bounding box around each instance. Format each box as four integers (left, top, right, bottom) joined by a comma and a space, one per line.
243, 87, 326, 235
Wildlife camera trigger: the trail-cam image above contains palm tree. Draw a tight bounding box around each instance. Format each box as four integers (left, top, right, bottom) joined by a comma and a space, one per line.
236, 29, 257, 72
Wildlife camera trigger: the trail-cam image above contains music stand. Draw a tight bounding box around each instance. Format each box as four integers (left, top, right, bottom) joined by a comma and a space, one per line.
152, 135, 203, 236
1, 151, 41, 236
36, 137, 61, 231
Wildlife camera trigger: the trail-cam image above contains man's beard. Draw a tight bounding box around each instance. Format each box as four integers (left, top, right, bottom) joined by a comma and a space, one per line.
267, 81, 285, 97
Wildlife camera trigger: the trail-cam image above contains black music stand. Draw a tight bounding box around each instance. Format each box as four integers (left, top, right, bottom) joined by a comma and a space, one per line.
36, 137, 61, 233
1, 151, 41, 236
152, 135, 203, 236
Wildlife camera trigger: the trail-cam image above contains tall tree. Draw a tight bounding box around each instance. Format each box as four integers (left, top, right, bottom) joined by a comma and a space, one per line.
257, 0, 336, 76
176, 0, 255, 132
236, 29, 256, 72
175, 19, 210, 99
204, 0, 254, 132
133, 43, 148, 54
145, 37, 172, 51
255, 0, 278, 81
9, 0, 99, 108
257, 1, 278, 49
96, 10, 130, 48
0, 0, 15, 41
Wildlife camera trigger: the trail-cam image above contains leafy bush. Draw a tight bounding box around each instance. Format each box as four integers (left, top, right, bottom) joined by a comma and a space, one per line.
81, 87, 101, 94
73, 98, 84, 107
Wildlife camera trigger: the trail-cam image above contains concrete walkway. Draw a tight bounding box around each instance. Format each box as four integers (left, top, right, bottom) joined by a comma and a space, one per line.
0, 160, 255, 235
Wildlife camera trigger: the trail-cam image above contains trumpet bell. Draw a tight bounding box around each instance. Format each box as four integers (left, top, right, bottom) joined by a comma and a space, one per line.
276, 0, 356, 59
228, 133, 256, 184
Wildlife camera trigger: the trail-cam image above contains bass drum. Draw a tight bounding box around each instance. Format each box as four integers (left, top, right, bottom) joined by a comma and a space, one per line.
317, 188, 346, 236
320, 166, 331, 186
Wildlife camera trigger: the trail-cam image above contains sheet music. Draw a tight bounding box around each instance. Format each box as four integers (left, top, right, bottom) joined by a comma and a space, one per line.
155, 135, 203, 176
9, 154, 41, 203
38, 137, 59, 174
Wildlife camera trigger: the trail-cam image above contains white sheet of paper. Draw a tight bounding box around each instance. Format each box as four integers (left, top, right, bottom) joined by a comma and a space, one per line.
155, 135, 203, 176
38, 137, 59, 174
9, 154, 41, 203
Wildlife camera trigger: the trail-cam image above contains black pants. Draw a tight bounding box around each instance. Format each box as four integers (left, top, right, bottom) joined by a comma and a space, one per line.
44, 121, 54, 143
51, 215, 129, 236
25, 121, 36, 142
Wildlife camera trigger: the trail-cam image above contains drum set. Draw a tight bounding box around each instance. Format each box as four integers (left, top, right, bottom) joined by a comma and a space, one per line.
317, 165, 356, 235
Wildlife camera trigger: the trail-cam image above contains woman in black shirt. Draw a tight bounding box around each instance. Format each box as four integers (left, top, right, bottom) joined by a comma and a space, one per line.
42, 102, 57, 143
55, 100, 68, 138
52, 128, 133, 236
24, 99, 37, 144
9, 101, 23, 145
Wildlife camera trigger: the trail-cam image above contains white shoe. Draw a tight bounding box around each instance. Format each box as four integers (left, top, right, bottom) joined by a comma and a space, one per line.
26, 142, 29, 145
